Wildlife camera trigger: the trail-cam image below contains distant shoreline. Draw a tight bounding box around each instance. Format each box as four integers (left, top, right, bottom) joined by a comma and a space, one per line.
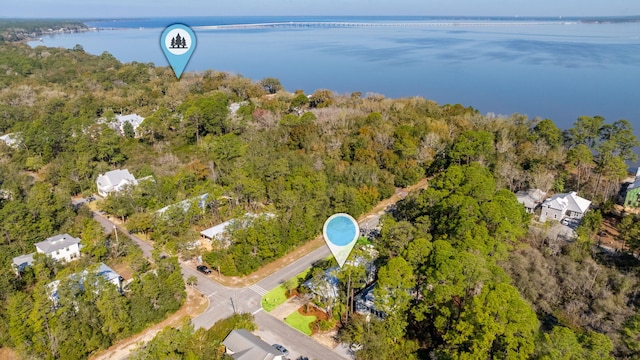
0, 19, 91, 42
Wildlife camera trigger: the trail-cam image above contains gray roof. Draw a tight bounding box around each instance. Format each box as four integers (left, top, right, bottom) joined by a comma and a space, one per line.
303, 266, 340, 299
35, 234, 81, 255
629, 178, 640, 191
47, 262, 122, 303
222, 329, 281, 360
516, 189, 546, 209
97, 169, 136, 189
541, 191, 591, 214
115, 113, 144, 129
200, 212, 275, 239
12, 252, 35, 269
156, 193, 209, 215
200, 218, 234, 239
96, 263, 122, 284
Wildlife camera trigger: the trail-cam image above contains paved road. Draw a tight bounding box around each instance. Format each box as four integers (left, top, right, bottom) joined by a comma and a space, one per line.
86, 191, 399, 360
257, 245, 331, 291
87, 203, 347, 359
188, 205, 394, 360
91, 211, 153, 259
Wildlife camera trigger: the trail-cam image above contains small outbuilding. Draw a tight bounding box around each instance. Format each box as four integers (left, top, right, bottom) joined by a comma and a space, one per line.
515, 189, 546, 214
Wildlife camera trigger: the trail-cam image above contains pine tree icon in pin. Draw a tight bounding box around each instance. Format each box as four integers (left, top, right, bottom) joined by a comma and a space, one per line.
161, 24, 196, 79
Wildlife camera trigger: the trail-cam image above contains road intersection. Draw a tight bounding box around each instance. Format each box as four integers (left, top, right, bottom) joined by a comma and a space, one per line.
91, 209, 348, 359
87, 181, 426, 359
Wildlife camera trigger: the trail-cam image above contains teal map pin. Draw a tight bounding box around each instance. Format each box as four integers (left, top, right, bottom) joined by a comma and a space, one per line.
161, 24, 196, 79
323, 213, 359, 267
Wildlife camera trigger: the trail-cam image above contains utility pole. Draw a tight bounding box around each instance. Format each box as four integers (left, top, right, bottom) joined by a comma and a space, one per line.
113, 225, 119, 257
346, 272, 351, 322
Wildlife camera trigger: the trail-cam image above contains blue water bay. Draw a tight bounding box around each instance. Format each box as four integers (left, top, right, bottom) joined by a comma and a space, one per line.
31, 16, 640, 142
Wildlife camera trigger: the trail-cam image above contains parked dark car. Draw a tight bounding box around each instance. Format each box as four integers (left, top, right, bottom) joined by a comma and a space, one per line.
196, 265, 212, 274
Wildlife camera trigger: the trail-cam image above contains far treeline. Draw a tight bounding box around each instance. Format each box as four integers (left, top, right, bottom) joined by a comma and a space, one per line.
0, 42, 639, 359
0, 19, 88, 42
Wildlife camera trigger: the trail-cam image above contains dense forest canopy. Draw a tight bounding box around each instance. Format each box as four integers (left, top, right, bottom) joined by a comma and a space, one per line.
0, 40, 639, 359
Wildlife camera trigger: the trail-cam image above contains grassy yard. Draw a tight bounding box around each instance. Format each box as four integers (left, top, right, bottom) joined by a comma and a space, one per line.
261, 268, 311, 312
285, 311, 317, 336
262, 285, 287, 312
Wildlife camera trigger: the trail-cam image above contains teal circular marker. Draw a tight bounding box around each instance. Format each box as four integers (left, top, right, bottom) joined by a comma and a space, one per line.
161, 24, 196, 79
323, 213, 359, 267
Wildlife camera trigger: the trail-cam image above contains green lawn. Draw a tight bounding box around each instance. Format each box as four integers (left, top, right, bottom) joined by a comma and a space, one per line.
285, 311, 317, 336
261, 268, 311, 312
262, 285, 287, 312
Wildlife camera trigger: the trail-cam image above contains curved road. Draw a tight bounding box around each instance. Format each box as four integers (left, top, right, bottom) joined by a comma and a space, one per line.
91, 210, 347, 360
88, 183, 419, 360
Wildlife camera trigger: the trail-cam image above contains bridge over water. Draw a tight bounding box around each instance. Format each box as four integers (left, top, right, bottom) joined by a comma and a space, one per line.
193, 21, 576, 30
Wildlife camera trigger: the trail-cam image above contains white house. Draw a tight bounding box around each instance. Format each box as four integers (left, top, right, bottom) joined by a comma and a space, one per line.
539, 191, 591, 222
114, 114, 144, 137
12, 233, 81, 274
96, 169, 138, 197
35, 233, 81, 262
0, 132, 21, 149
222, 329, 285, 360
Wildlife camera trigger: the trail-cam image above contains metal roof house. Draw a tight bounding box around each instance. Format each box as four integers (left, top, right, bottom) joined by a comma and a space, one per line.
539, 191, 591, 222
47, 262, 123, 304
96, 169, 138, 197
114, 113, 145, 137
200, 212, 275, 247
355, 283, 386, 320
200, 219, 233, 241
222, 329, 284, 360
156, 193, 209, 216
303, 266, 341, 302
